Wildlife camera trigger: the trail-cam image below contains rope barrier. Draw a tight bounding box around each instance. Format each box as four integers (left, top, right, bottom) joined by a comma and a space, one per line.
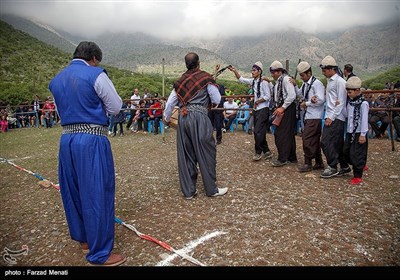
0, 157, 205, 266
0, 157, 60, 190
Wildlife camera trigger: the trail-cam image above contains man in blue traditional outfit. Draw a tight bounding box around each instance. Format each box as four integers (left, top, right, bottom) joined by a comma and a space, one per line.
49, 41, 125, 266
163, 52, 228, 200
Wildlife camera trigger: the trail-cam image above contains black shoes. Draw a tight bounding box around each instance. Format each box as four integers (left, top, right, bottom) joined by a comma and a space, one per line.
338, 166, 352, 176
298, 164, 313, 172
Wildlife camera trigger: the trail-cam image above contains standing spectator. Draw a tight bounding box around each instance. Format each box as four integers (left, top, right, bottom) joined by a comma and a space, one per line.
0, 112, 8, 133
319, 55, 350, 178
392, 92, 400, 142
269, 60, 297, 167
126, 88, 140, 130
228, 62, 273, 161
32, 94, 41, 126
148, 99, 163, 134
49, 41, 125, 266
291, 61, 325, 172
111, 110, 125, 137
143, 88, 149, 99
163, 52, 228, 199
343, 77, 369, 185
42, 97, 56, 128
343, 64, 356, 80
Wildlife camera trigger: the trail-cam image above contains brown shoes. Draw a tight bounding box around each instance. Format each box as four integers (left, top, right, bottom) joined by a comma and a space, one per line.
80, 242, 89, 254
298, 164, 313, 172
90, 254, 127, 266
312, 163, 324, 170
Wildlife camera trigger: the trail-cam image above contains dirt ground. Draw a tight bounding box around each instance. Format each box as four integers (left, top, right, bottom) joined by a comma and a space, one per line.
0, 126, 399, 269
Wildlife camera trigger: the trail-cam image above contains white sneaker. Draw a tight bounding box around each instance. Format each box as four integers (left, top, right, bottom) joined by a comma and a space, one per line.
211, 187, 228, 197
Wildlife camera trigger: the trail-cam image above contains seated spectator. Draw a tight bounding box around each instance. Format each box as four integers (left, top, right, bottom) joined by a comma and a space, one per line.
135, 100, 148, 133
369, 93, 391, 138
15, 103, 28, 127
27, 107, 37, 127
223, 97, 238, 132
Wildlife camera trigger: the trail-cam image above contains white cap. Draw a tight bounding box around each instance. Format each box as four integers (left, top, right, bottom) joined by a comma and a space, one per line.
270, 60, 283, 71
320, 55, 337, 68
346, 76, 362, 89
297, 61, 311, 73
253, 61, 263, 71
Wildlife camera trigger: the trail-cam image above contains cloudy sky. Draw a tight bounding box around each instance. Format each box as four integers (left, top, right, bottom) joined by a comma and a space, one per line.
1, 0, 399, 39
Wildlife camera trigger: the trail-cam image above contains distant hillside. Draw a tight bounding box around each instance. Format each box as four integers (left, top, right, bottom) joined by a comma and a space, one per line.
0, 20, 71, 105
0, 20, 248, 106
3, 14, 398, 80
0, 14, 77, 54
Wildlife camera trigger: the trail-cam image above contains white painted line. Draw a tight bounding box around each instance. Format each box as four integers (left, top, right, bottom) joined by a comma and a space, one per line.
8, 156, 32, 161
156, 230, 227, 266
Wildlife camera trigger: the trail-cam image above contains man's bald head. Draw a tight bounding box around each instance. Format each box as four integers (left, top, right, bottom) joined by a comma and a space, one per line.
185, 52, 200, 70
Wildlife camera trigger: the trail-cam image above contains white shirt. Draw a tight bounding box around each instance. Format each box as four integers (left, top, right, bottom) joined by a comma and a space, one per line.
130, 93, 140, 109
273, 75, 296, 110
325, 74, 347, 122
238, 76, 271, 111
345, 100, 369, 136
294, 76, 325, 120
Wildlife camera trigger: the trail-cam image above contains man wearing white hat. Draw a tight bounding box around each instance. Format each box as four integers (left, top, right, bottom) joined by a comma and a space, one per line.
319, 55, 351, 178
269, 60, 297, 167
291, 61, 325, 172
228, 62, 273, 161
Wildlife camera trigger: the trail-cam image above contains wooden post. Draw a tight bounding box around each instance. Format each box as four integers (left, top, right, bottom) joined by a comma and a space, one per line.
162, 58, 165, 97
389, 109, 395, 151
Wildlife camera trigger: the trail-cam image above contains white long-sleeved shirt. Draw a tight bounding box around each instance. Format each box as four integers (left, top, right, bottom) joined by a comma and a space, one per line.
238, 76, 271, 111
273, 75, 296, 109
163, 84, 221, 122
345, 100, 369, 137
325, 74, 347, 122
294, 76, 325, 120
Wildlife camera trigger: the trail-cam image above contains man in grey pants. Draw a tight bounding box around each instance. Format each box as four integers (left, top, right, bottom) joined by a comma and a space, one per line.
163, 52, 228, 200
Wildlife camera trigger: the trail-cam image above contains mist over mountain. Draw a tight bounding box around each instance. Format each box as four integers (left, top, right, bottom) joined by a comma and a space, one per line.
2, 14, 399, 79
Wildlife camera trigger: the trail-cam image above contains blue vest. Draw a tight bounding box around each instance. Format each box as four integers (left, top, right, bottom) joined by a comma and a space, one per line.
49, 60, 108, 126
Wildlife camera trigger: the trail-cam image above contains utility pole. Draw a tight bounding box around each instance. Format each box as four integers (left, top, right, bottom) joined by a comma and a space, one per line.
162, 58, 165, 97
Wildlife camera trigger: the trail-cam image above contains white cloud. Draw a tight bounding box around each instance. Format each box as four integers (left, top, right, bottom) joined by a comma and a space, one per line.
1, 0, 399, 39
